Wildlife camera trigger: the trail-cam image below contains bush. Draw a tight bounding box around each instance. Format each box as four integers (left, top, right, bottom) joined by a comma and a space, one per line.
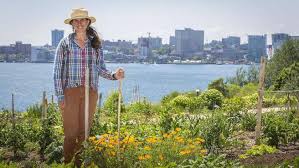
103, 91, 125, 115
199, 112, 234, 152
127, 100, 152, 115
262, 111, 299, 147
161, 91, 180, 105
240, 112, 256, 131
239, 144, 277, 159
179, 154, 242, 168
200, 89, 224, 110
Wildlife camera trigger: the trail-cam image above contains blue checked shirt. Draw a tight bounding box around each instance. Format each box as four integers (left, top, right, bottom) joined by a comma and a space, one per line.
53, 33, 116, 102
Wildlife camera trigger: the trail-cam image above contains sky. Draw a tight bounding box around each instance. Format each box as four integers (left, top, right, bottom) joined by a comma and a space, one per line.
0, 0, 298, 45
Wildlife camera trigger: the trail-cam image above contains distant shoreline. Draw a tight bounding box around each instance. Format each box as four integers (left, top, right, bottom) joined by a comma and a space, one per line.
0, 62, 253, 65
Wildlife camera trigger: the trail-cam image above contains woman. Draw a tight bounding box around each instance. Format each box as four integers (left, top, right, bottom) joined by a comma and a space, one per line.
53, 8, 124, 164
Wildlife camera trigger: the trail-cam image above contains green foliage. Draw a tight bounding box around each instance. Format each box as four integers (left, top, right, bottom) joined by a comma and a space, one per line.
170, 95, 191, 110
161, 91, 180, 105
127, 99, 152, 115
266, 39, 299, 88
103, 91, 125, 115
208, 78, 229, 97
38, 104, 61, 161
179, 154, 242, 168
5, 123, 27, 158
240, 112, 256, 131
262, 111, 299, 147
227, 84, 241, 98
199, 111, 234, 152
239, 144, 277, 159
227, 65, 259, 87
159, 108, 185, 133
200, 89, 224, 110
26, 103, 42, 118
222, 97, 247, 113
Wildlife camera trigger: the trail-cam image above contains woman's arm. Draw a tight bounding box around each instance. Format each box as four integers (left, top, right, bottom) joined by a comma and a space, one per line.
96, 47, 117, 80
53, 41, 65, 103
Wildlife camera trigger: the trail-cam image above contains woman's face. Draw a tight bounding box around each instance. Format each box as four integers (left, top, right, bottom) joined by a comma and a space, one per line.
71, 18, 90, 33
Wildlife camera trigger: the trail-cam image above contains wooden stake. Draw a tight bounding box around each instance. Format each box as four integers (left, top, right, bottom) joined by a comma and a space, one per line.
42, 91, 46, 119
85, 67, 90, 140
255, 57, 266, 145
117, 79, 123, 162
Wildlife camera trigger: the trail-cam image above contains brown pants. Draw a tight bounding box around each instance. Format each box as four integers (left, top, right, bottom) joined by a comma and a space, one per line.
62, 86, 98, 163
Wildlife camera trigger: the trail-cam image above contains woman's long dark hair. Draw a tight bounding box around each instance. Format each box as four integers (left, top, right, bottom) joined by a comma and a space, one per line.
87, 25, 102, 50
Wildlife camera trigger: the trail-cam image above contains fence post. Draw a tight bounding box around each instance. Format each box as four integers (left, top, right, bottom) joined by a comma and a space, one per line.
255, 57, 266, 145
11, 93, 16, 157
42, 91, 47, 119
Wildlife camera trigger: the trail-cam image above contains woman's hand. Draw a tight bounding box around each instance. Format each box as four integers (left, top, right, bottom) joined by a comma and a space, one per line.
114, 68, 125, 80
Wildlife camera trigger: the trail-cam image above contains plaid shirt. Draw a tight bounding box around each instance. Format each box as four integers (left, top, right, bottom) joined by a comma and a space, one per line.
53, 33, 116, 102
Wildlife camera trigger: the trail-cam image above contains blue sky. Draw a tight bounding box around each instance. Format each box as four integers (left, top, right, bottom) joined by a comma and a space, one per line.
1, 0, 298, 45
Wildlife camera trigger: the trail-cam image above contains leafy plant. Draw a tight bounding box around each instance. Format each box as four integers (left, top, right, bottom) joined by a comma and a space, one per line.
239, 144, 277, 159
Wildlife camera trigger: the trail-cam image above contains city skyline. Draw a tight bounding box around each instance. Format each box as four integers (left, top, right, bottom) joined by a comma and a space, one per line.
1, 0, 299, 45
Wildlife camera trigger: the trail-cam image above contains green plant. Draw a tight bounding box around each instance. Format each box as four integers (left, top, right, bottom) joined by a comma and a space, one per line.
239, 144, 277, 159
161, 91, 180, 105
241, 112, 256, 131
199, 111, 233, 153
200, 89, 224, 110
127, 99, 152, 115
179, 154, 242, 168
262, 111, 299, 147
103, 91, 125, 115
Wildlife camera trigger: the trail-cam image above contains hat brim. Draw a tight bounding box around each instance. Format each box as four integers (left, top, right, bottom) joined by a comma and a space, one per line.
64, 16, 96, 24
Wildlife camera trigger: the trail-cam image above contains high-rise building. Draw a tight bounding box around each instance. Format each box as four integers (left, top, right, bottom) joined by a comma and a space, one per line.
150, 37, 162, 49
248, 35, 267, 63
51, 29, 64, 48
169, 36, 176, 46
175, 28, 204, 57
272, 33, 289, 53
222, 36, 240, 49
138, 37, 151, 57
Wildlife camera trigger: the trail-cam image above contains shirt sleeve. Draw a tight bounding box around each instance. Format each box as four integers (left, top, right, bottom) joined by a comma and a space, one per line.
53, 40, 65, 101
96, 47, 117, 80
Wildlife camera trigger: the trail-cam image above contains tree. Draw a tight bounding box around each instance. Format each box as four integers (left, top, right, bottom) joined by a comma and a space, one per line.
274, 62, 299, 103
266, 39, 299, 87
208, 78, 228, 97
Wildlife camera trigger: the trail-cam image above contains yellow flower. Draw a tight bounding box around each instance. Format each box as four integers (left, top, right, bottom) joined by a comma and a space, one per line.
144, 146, 152, 151
96, 147, 103, 151
175, 128, 182, 132
163, 133, 168, 138
159, 154, 164, 161
195, 137, 205, 143
170, 131, 177, 136
146, 137, 158, 144
189, 145, 196, 149
144, 154, 151, 159
200, 149, 207, 155
175, 136, 184, 143
89, 136, 96, 142
180, 150, 191, 155
110, 151, 116, 156
138, 154, 152, 160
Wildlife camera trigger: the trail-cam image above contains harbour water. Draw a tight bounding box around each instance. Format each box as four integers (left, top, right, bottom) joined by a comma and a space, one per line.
0, 63, 248, 111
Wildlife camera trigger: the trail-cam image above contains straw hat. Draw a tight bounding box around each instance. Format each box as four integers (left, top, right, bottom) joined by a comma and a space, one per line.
64, 8, 96, 24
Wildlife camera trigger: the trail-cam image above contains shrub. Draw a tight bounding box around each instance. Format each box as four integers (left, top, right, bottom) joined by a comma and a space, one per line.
161, 91, 180, 105
240, 112, 256, 131
127, 100, 152, 115
200, 89, 224, 110
262, 111, 299, 147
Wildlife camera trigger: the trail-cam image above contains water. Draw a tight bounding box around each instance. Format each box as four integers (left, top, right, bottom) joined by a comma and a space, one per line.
0, 63, 248, 111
